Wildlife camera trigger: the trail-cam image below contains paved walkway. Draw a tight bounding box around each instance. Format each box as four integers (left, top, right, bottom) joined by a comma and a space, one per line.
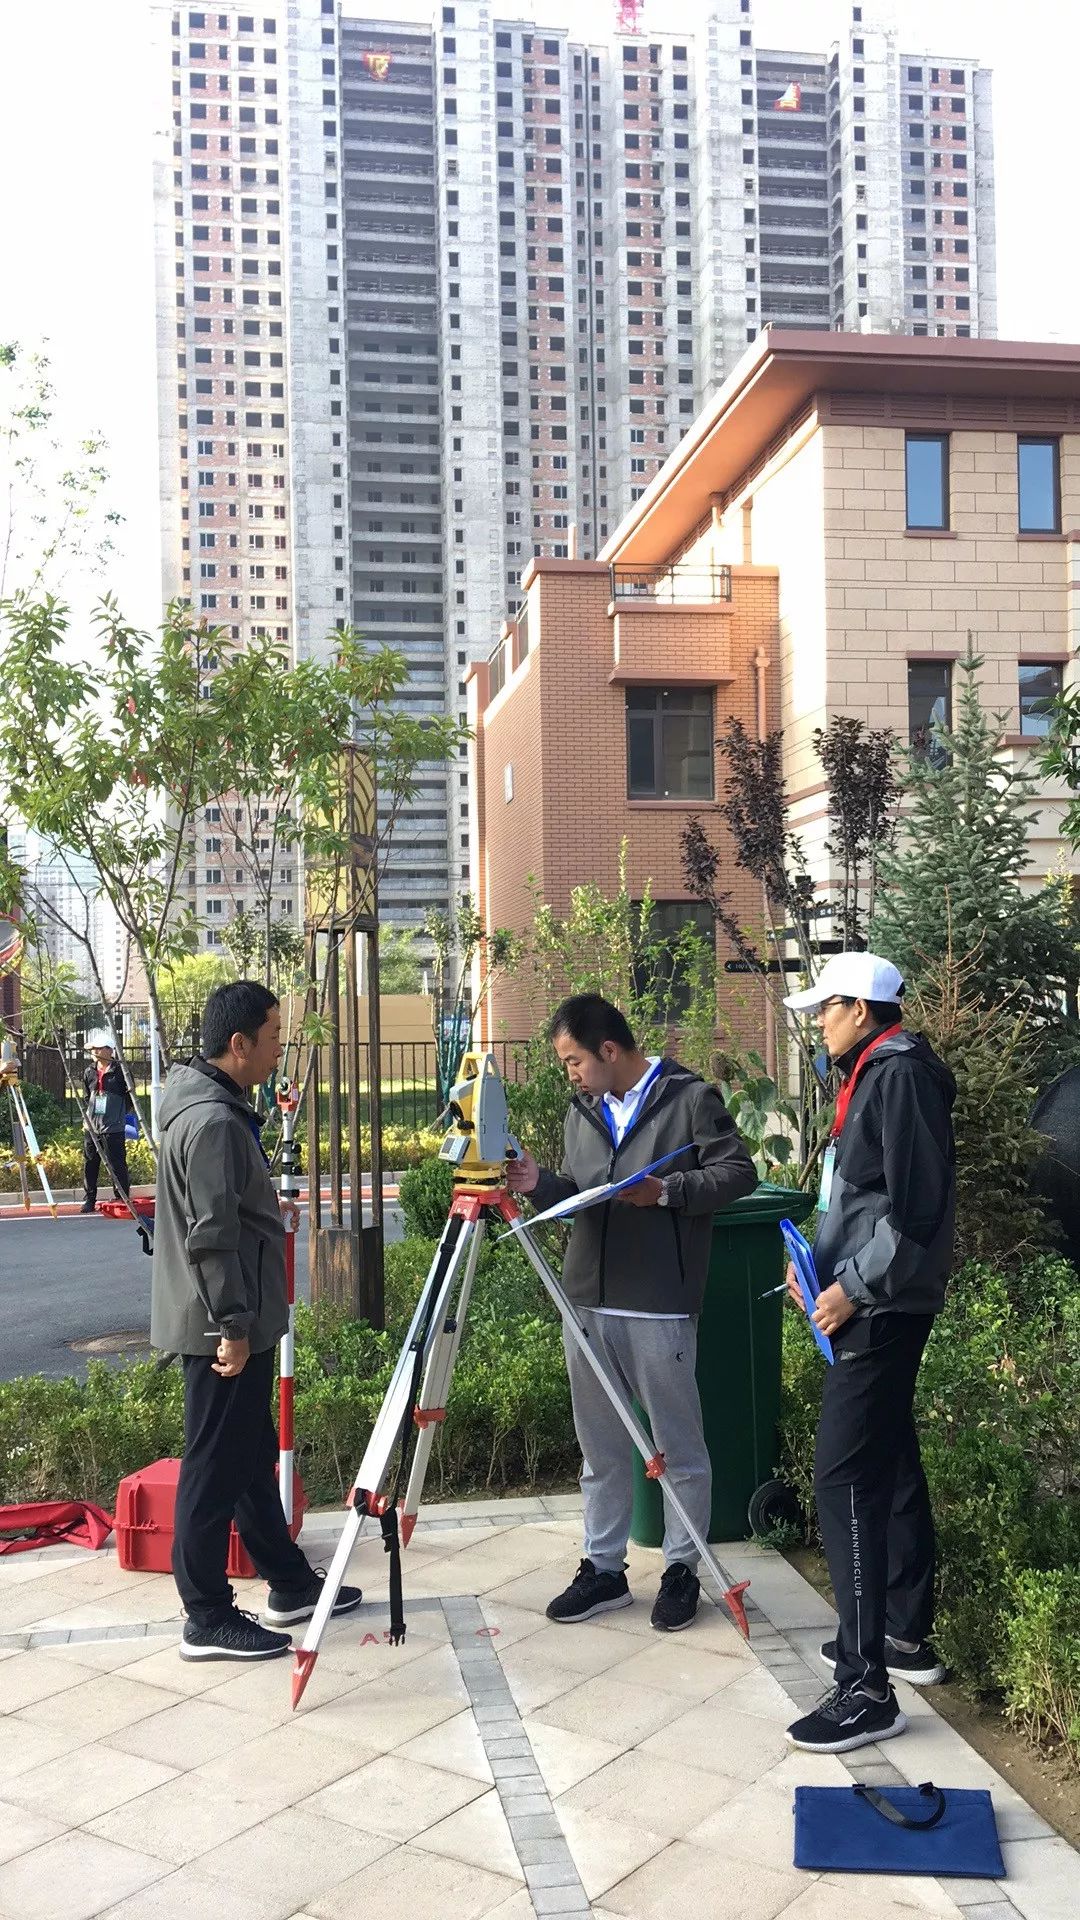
0, 1496, 1075, 1920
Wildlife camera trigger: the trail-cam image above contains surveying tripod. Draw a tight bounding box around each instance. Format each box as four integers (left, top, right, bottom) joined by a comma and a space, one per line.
0, 1037, 57, 1216
291, 1052, 751, 1707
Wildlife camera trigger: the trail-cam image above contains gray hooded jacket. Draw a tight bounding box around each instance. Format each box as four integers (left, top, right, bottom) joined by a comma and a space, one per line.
150, 1059, 287, 1356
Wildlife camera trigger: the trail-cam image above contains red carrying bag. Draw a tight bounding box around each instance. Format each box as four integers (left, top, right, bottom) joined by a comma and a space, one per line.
0, 1501, 115, 1556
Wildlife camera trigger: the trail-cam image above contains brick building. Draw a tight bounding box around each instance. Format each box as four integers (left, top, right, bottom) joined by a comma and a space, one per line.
470, 328, 1079, 1042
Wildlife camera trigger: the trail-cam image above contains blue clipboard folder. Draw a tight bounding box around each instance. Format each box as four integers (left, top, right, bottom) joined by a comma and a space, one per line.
779, 1219, 834, 1365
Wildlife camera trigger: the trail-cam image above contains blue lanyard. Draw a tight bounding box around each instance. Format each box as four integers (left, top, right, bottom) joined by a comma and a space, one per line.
602, 1060, 663, 1148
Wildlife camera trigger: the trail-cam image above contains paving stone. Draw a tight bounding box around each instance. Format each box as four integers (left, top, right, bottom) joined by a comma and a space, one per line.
531, 1888, 591, 1916
507, 1813, 562, 1840
524, 1863, 583, 1890
514, 1837, 571, 1868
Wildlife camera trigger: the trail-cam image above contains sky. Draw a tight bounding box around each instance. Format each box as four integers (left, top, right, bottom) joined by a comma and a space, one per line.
0, 0, 1076, 638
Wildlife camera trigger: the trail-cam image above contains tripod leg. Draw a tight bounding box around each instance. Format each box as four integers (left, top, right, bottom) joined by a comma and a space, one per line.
292, 1209, 481, 1707
14, 1090, 57, 1216
348, 1210, 472, 1499
6, 1091, 31, 1212
512, 1223, 751, 1640
401, 1217, 486, 1539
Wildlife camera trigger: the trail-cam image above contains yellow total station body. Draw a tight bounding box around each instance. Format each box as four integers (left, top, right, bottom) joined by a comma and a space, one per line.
437, 1052, 521, 1190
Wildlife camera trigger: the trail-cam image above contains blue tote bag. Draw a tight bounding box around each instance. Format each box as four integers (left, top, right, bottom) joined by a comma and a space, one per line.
793, 1781, 1005, 1878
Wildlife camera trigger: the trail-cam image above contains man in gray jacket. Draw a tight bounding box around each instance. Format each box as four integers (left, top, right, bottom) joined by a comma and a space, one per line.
507, 993, 757, 1631
152, 981, 360, 1661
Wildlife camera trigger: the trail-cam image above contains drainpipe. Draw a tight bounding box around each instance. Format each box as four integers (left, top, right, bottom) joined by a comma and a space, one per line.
754, 645, 778, 1085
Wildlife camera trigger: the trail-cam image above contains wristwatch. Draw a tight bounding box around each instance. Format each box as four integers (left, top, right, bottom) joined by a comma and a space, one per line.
656, 1179, 672, 1208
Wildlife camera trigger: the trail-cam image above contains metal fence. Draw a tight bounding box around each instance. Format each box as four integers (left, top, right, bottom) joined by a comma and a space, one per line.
20, 1034, 531, 1135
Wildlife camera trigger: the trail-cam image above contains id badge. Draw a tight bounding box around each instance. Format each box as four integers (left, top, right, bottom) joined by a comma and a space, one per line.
817, 1142, 836, 1214
93, 1094, 108, 1119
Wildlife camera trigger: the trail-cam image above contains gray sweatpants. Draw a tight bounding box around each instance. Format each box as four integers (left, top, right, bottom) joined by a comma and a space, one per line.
563, 1311, 712, 1574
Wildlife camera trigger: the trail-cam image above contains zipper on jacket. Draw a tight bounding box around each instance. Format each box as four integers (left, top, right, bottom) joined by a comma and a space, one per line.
256, 1241, 264, 1319
596, 1147, 618, 1307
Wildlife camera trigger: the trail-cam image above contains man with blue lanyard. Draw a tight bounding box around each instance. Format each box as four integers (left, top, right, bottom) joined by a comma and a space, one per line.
507, 993, 757, 1632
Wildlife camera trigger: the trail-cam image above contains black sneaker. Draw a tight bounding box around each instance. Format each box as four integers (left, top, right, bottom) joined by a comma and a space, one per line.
80, 1200, 97, 1214
181, 1607, 292, 1663
264, 1564, 363, 1626
546, 1558, 633, 1624
819, 1635, 946, 1686
787, 1682, 906, 1754
650, 1562, 700, 1633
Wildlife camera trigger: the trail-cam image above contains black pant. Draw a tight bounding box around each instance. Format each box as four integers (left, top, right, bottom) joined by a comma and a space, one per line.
814, 1310, 936, 1694
173, 1346, 310, 1623
83, 1129, 130, 1200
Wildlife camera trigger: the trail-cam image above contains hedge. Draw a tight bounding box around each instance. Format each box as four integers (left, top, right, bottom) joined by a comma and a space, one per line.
0, 1230, 576, 1516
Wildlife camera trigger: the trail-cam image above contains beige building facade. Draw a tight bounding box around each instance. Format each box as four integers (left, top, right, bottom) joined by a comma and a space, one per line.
471, 330, 1078, 1041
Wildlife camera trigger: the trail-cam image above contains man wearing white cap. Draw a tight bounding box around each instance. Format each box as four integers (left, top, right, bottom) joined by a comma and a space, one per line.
780, 953, 956, 1755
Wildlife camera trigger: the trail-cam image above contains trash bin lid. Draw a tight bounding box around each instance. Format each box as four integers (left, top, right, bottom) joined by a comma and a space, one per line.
715, 1181, 815, 1226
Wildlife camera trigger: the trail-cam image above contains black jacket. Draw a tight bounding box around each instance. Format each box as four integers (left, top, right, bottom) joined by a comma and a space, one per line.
814, 1029, 956, 1317
531, 1058, 758, 1313
82, 1061, 132, 1135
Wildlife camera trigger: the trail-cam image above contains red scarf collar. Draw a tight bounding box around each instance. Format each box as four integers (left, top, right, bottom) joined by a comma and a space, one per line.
831, 1024, 903, 1137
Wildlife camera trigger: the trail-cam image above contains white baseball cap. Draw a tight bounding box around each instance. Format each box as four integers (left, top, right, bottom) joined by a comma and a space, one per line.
783, 952, 905, 1014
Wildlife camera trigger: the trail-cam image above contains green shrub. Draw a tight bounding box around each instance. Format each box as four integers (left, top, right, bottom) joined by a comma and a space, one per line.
0, 1257, 576, 1515
398, 1155, 455, 1238
1002, 1570, 1080, 1768
0, 1080, 67, 1151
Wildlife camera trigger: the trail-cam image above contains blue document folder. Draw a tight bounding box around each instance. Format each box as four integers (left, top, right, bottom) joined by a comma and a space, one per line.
779, 1218, 834, 1365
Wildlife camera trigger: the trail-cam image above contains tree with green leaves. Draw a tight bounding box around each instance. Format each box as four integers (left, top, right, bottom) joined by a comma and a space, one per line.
0, 598, 467, 1145
378, 926, 423, 996
871, 644, 1080, 1076
0, 342, 121, 599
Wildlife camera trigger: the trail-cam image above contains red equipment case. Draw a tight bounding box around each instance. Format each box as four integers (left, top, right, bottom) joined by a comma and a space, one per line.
115, 1456, 306, 1579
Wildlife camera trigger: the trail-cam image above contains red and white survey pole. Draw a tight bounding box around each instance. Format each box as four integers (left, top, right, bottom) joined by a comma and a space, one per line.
277, 1079, 301, 1525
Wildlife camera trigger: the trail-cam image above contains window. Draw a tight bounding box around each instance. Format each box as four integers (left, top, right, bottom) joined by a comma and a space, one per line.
1018, 661, 1064, 737
908, 660, 952, 767
626, 687, 714, 800
905, 432, 949, 529
632, 900, 715, 1018
1017, 437, 1060, 533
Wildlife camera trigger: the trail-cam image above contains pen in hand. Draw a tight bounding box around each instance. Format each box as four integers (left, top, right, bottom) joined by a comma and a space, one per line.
758, 1282, 788, 1300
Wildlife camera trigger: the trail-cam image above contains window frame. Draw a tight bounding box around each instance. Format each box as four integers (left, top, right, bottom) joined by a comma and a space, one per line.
1017, 435, 1061, 535
907, 658, 953, 767
905, 431, 950, 531
625, 685, 715, 802
1017, 660, 1064, 737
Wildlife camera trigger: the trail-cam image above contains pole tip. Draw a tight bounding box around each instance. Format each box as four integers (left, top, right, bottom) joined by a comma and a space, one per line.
723, 1579, 751, 1641
291, 1648, 317, 1709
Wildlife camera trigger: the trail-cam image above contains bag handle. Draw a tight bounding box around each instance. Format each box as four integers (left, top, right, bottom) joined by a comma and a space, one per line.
854, 1781, 946, 1830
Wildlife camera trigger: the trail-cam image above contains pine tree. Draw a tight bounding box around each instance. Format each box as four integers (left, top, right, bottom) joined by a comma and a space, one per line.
870, 644, 1080, 1075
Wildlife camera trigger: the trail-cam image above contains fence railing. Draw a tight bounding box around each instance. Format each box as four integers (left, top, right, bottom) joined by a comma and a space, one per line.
609, 561, 733, 603
19, 1035, 531, 1136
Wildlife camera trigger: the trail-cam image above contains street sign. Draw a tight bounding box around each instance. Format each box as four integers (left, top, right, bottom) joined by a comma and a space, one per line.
724, 959, 804, 975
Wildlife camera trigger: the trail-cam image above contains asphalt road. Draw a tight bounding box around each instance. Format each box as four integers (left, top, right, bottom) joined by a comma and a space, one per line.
0, 1208, 402, 1381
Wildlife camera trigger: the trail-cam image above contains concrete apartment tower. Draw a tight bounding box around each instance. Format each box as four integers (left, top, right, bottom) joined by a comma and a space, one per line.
155, 0, 996, 941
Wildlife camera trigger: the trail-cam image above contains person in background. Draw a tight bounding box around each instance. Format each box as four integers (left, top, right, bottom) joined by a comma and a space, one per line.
507, 993, 758, 1633
81, 1036, 133, 1214
781, 953, 955, 1756
151, 981, 362, 1661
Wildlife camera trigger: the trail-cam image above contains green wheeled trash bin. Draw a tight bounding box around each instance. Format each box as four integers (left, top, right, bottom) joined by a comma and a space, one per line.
630, 1183, 814, 1548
